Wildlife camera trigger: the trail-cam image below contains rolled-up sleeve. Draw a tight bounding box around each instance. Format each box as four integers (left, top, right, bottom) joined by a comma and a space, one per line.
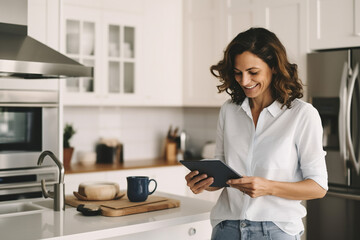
215, 100, 229, 162
296, 104, 328, 190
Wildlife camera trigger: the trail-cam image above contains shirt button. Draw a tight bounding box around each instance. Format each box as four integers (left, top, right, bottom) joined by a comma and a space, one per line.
240, 222, 247, 228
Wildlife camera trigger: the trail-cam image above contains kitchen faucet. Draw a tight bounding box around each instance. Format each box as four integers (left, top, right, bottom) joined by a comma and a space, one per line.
37, 150, 65, 211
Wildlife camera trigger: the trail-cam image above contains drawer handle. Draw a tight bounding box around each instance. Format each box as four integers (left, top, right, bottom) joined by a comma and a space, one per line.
188, 227, 196, 236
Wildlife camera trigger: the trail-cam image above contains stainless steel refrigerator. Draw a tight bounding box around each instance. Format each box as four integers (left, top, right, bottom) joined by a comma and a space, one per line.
307, 48, 360, 240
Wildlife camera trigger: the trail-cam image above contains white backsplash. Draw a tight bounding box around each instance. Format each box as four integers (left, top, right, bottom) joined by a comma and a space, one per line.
64, 106, 220, 163
183, 108, 219, 158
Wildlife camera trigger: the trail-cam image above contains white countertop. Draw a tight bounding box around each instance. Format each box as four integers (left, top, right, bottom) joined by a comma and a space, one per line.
0, 192, 215, 240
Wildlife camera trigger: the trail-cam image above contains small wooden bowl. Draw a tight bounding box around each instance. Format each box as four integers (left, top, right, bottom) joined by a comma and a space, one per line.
74, 182, 120, 201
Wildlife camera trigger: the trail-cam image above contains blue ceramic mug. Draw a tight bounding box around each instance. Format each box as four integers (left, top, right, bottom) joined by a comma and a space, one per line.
126, 176, 157, 202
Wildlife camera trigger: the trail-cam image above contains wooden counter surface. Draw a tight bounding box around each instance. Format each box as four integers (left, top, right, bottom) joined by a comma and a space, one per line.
65, 158, 181, 174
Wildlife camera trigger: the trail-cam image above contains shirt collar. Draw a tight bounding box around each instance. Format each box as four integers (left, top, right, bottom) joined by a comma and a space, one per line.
240, 97, 250, 110
240, 98, 252, 118
240, 98, 284, 118
267, 100, 284, 117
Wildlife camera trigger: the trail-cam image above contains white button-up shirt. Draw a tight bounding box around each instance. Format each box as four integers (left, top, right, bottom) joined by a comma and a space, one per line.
211, 98, 328, 235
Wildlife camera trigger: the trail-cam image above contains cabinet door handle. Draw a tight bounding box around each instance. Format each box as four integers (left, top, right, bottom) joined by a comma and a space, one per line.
188, 227, 197, 236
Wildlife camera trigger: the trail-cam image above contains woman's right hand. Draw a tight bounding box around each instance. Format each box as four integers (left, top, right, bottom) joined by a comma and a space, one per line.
185, 170, 216, 194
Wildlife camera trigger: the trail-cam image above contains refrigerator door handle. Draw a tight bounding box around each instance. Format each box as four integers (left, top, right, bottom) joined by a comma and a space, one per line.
327, 190, 360, 201
339, 62, 349, 173
346, 63, 360, 174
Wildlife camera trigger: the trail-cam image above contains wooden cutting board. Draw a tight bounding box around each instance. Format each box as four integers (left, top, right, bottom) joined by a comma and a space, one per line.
65, 192, 180, 217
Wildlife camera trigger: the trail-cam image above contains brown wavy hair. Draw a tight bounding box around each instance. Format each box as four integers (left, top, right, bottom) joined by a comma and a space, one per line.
210, 27, 303, 108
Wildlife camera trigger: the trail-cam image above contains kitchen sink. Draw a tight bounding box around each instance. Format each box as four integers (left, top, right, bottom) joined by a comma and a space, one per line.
0, 202, 46, 217
31, 199, 54, 209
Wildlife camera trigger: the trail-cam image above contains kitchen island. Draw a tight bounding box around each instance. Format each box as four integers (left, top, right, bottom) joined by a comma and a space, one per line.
0, 192, 214, 240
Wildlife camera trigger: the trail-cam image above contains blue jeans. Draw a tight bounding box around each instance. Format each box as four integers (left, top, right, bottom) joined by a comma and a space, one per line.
211, 220, 301, 240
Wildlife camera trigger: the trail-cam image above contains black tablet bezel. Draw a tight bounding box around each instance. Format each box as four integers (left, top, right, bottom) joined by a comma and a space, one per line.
180, 159, 242, 187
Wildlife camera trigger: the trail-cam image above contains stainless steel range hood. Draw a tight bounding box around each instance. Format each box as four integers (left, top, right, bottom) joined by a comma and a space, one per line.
0, 0, 93, 78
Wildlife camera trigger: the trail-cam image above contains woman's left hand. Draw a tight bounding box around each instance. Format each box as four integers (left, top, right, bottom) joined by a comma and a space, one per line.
227, 176, 272, 198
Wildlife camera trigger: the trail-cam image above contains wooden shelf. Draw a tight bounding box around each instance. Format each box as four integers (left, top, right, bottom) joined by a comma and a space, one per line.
65, 158, 181, 175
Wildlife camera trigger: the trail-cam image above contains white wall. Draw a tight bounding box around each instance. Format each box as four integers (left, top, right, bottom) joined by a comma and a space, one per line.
183, 107, 219, 157
64, 107, 183, 162
63, 106, 220, 163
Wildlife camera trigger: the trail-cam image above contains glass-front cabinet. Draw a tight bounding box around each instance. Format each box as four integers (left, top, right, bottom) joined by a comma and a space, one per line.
61, 5, 140, 106
107, 24, 136, 95
65, 19, 96, 94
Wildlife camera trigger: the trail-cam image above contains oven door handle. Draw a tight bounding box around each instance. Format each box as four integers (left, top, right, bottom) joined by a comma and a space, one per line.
346, 63, 360, 174
327, 190, 360, 201
339, 62, 349, 173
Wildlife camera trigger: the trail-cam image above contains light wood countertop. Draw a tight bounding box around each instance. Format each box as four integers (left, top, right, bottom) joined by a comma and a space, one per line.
65, 158, 181, 174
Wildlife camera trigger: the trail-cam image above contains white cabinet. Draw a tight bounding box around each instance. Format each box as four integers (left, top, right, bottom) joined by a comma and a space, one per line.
101, 12, 144, 106
60, 0, 183, 107
182, 0, 229, 107
61, 3, 144, 106
30, 0, 310, 107
28, 0, 61, 50
141, 0, 183, 106
103, 15, 137, 95
61, 6, 101, 105
222, 0, 259, 42
109, 220, 212, 240
309, 0, 360, 50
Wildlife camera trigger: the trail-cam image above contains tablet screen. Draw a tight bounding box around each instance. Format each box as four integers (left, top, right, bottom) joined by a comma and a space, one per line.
180, 159, 242, 187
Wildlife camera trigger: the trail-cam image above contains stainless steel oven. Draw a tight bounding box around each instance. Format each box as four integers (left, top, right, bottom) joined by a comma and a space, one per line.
0, 78, 60, 201
0, 0, 93, 203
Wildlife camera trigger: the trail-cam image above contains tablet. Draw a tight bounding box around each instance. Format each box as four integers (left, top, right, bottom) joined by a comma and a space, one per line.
180, 159, 242, 187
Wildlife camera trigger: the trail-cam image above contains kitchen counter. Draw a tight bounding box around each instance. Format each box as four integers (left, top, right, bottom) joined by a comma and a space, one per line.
65, 158, 181, 174
0, 192, 214, 240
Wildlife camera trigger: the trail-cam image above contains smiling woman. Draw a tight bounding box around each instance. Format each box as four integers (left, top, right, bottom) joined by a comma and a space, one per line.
233, 52, 273, 98
210, 27, 303, 110
232, 51, 274, 126
184, 27, 328, 240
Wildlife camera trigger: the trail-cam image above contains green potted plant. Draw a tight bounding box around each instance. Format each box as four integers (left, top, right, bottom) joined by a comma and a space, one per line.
63, 123, 76, 169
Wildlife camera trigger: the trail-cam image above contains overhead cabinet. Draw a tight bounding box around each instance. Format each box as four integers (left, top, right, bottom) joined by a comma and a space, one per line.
31, 0, 309, 107
309, 0, 360, 50
28, 0, 61, 50
106, 24, 136, 94
60, 0, 183, 107
61, 5, 143, 106
63, 13, 98, 97
101, 13, 142, 106
182, 0, 229, 107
